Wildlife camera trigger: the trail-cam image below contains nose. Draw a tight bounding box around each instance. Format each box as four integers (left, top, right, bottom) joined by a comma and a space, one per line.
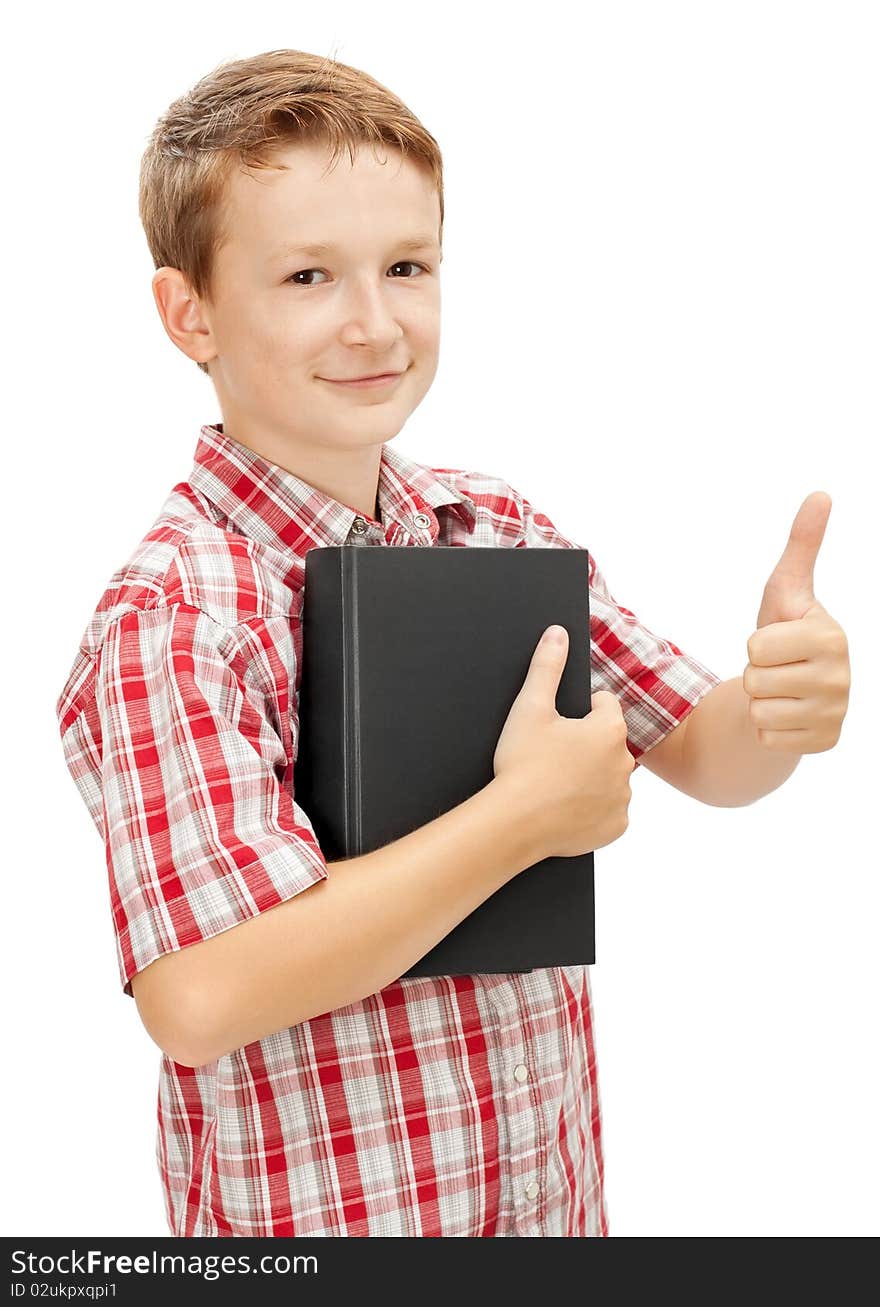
338, 277, 403, 348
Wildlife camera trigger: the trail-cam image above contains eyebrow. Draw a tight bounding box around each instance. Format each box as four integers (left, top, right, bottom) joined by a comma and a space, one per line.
270, 234, 441, 261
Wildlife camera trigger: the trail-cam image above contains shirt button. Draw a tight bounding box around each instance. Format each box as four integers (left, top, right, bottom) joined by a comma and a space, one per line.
513, 1063, 529, 1083
411, 511, 432, 530
524, 1180, 540, 1201
351, 517, 368, 535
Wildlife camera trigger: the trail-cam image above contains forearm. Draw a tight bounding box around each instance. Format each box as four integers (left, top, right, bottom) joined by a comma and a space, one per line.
192, 776, 543, 1065
680, 675, 802, 807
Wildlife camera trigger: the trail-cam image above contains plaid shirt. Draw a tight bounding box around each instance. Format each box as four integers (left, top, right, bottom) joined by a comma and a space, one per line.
55, 422, 722, 1237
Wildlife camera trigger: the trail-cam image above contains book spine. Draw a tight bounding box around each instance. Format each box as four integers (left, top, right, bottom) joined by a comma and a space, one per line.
343, 549, 364, 857
297, 549, 351, 863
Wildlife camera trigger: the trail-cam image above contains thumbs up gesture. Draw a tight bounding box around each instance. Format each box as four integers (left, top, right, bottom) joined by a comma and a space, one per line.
744, 492, 850, 753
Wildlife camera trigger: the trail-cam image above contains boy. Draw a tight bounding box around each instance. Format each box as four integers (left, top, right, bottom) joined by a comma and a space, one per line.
55, 49, 849, 1238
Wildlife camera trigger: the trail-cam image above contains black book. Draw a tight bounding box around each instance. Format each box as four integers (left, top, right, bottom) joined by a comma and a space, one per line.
294, 545, 594, 977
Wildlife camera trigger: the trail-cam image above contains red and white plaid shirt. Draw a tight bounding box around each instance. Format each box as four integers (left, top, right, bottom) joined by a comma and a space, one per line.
56, 422, 722, 1238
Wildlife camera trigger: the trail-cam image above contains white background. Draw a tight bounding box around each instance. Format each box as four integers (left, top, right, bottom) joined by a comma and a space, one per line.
4, 0, 876, 1237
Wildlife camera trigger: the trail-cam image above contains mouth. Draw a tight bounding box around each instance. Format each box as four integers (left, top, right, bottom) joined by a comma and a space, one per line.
319, 367, 408, 389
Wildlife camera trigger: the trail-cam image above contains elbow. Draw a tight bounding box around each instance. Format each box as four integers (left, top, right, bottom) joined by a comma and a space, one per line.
134, 1005, 196, 1067
698, 790, 762, 809
163, 995, 221, 1069
160, 1022, 215, 1070
131, 963, 218, 1069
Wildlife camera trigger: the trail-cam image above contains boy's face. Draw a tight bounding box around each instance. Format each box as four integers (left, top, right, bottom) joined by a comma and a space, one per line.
157, 139, 442, 465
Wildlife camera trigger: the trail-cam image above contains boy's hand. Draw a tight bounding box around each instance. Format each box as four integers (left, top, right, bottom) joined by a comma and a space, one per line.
493, 626, 635, 859
743, 491, 850, 754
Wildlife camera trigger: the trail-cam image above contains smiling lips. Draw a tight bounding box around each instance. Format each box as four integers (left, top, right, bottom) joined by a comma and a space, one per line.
322, 371, 405, 389
339, 371, 402, 382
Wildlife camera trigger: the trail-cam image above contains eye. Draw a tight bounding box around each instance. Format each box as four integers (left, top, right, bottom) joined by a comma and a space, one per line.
285, 268, 326, 287
389, 261, 428, 279
286, 261, 430, 287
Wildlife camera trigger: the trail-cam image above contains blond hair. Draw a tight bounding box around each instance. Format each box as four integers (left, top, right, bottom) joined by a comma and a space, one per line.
138, 48, 445, 375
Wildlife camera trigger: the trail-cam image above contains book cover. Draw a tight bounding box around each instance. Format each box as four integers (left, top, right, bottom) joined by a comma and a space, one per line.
294, 545, 595, 976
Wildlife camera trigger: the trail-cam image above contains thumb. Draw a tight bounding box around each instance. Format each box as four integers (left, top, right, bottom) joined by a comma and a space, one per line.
523, 624, 569, 701
756, 490, 832, 627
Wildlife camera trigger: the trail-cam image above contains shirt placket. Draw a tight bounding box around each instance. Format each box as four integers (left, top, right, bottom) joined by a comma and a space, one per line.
484, 976, 548, 1237
348, 503, 553, 1233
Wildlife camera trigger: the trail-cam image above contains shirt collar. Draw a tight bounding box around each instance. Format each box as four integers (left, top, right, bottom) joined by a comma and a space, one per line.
188, 422, 476, 554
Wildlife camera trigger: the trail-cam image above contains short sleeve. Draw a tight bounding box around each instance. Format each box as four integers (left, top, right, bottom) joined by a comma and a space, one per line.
96, 603, 328, 998
516, 492, 723, 769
